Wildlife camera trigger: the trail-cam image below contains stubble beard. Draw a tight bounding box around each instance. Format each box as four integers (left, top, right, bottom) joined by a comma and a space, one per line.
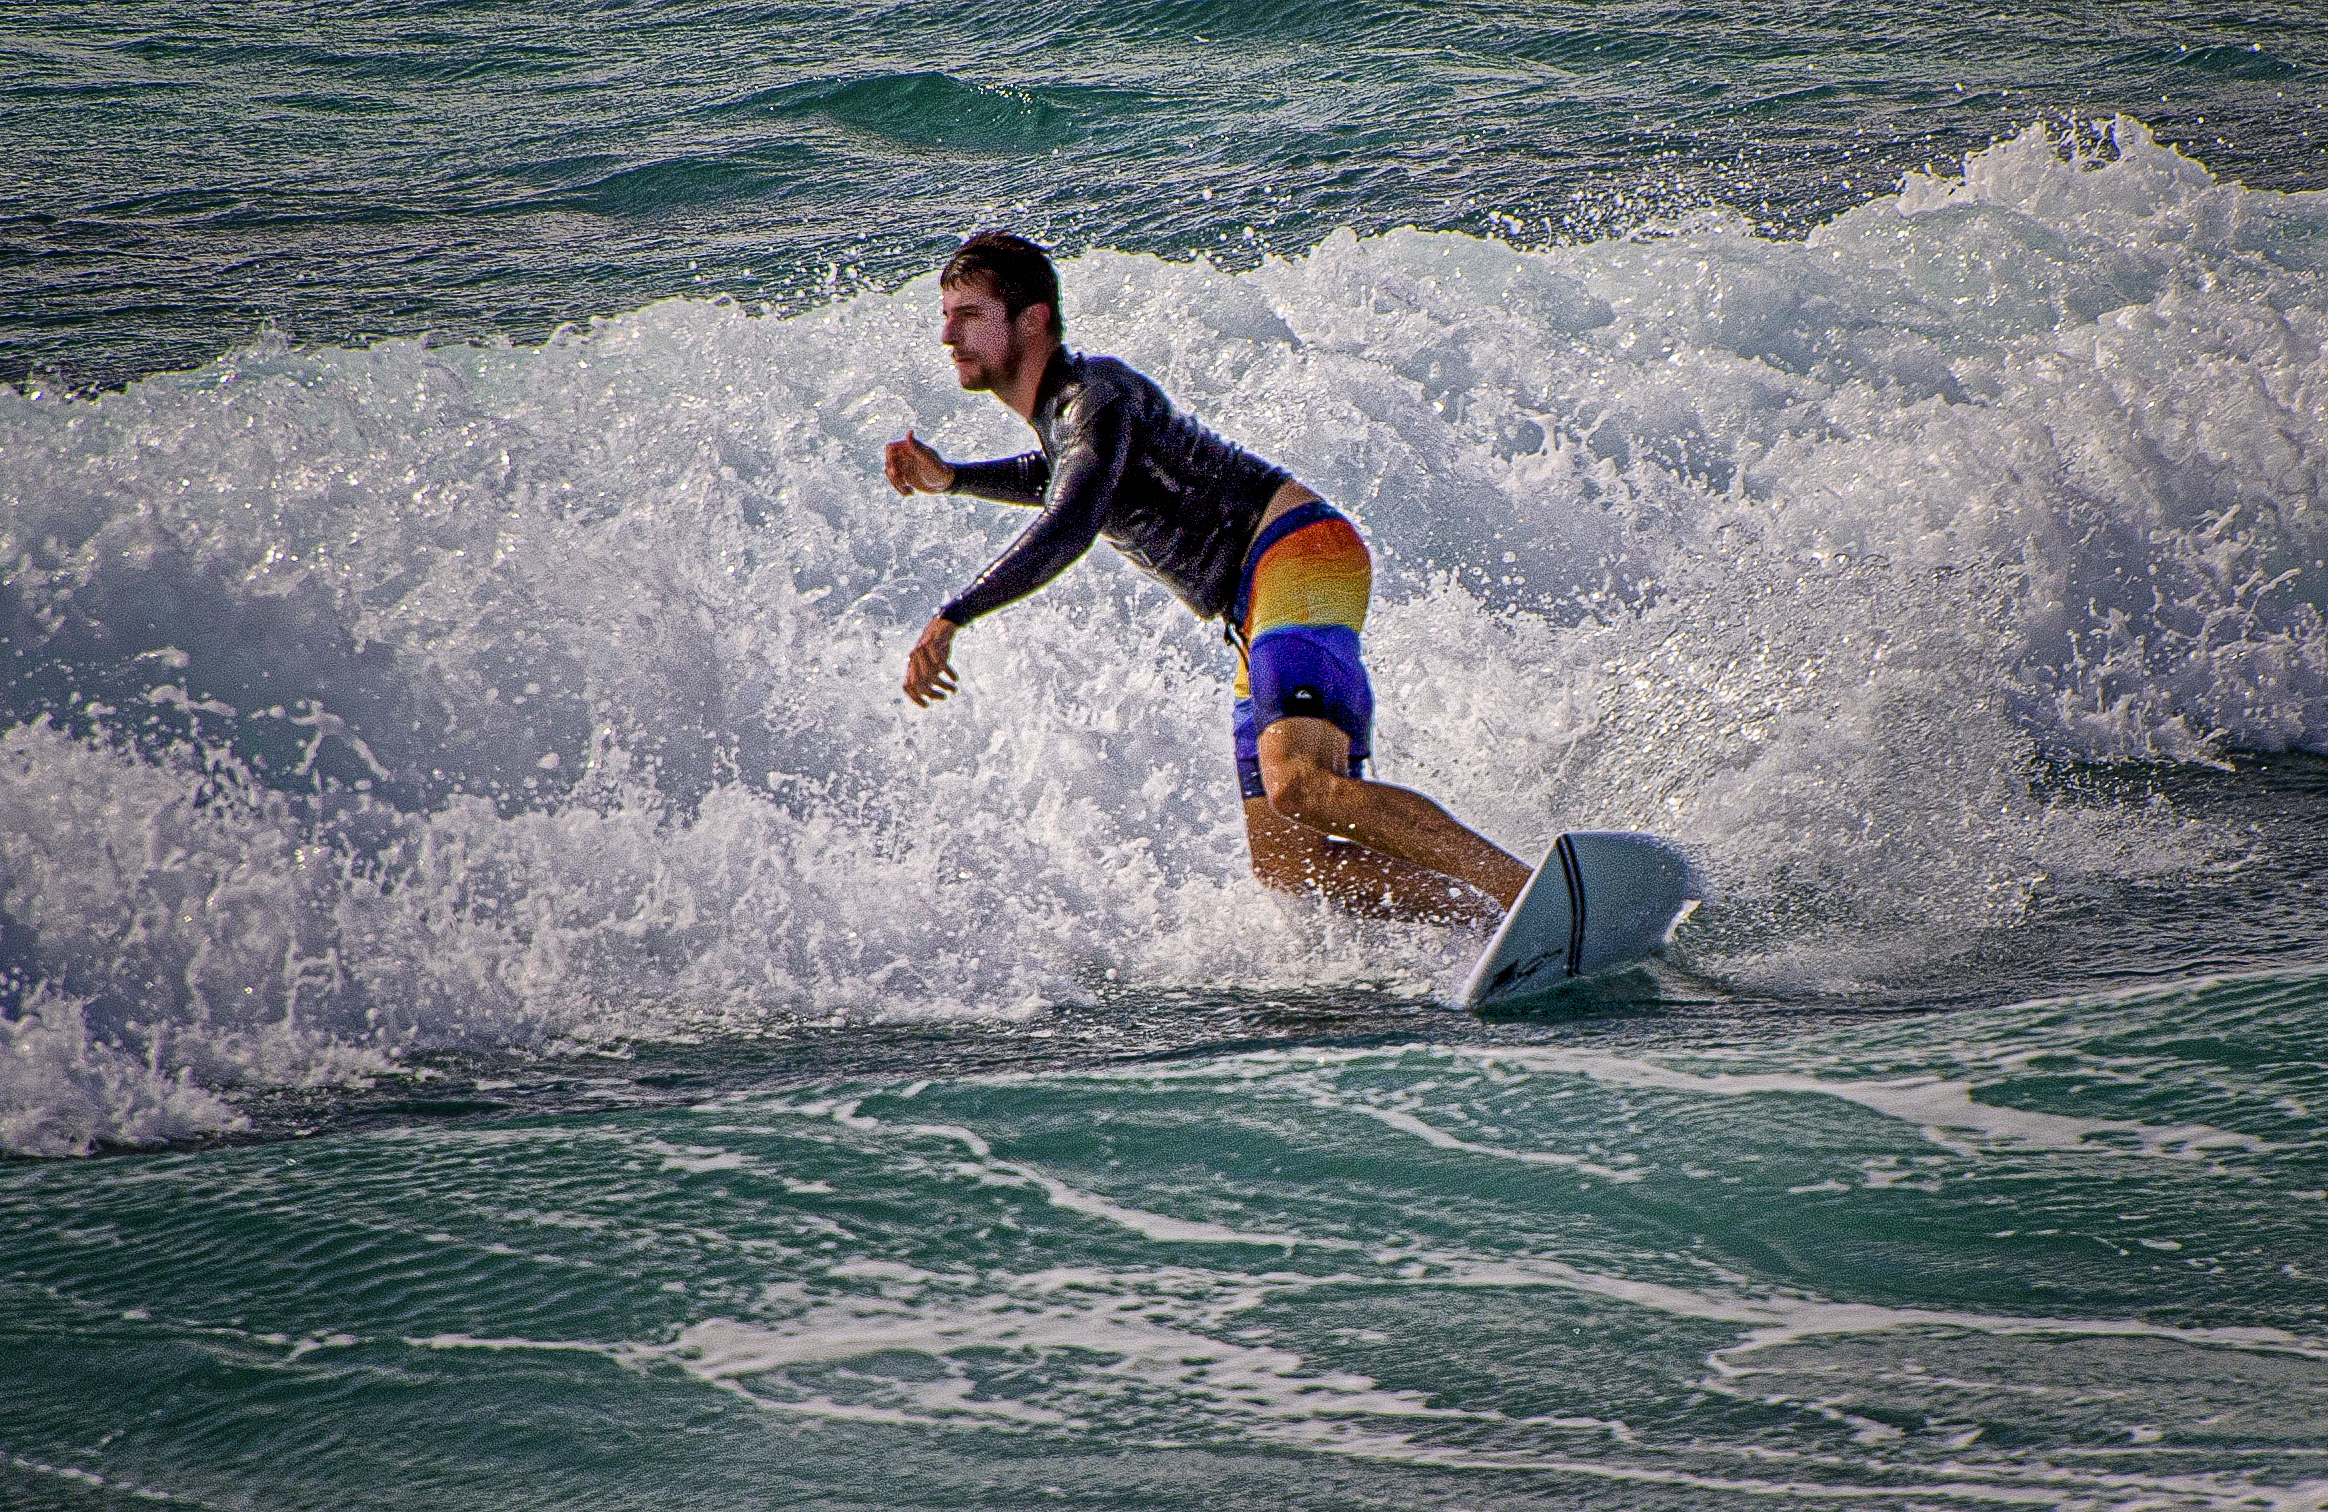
950, 353, 995, 393
950, 325, 1041, 397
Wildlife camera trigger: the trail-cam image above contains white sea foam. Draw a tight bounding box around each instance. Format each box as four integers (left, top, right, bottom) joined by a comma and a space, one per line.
1068, 1032, 2280, 1186
2, 119, 2321, 1150
0, 987, 248, 1155
1334, 1102, 1646, 1182
1393, 1248, 2328, 1367
403, 1249, 2328, 1508
1466, 1045, 2273, 1159
794, 1095, 1312, 1248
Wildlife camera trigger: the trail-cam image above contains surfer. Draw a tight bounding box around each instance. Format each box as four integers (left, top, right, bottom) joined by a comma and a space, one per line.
885, 231, 1530, 922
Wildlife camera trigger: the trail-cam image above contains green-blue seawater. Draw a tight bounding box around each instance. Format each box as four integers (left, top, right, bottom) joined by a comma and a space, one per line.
4, 2, 2327, 1507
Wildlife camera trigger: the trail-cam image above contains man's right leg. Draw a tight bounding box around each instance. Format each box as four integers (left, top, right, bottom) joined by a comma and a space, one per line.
1244, 793, 1504, 925
1256, 714, 1531, 911
1226, 499, 1528, 917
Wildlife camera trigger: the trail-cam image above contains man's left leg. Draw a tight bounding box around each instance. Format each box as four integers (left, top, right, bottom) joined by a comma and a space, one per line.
1256, 715, 1531, 912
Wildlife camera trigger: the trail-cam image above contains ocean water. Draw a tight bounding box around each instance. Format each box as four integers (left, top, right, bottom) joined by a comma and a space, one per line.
5, 3, 2328, 1508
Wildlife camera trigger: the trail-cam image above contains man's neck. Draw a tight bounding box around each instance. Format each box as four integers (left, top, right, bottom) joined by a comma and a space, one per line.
997, 342, 1062, 422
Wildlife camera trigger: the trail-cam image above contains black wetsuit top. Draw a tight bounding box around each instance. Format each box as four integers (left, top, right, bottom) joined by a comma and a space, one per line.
938, 349, 1292, 626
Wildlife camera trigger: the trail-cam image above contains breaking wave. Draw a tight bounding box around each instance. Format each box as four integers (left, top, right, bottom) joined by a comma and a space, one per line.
3, 118, 2321, 1151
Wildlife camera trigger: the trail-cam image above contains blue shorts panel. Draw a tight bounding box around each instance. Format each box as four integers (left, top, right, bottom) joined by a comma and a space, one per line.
1231, 624, 1374, 801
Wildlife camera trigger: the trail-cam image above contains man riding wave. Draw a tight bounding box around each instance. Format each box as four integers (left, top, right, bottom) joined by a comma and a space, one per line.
885, 232, 1529, 923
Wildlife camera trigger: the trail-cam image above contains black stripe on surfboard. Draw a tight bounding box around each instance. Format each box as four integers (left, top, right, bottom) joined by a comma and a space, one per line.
1555, 833, 1585, 978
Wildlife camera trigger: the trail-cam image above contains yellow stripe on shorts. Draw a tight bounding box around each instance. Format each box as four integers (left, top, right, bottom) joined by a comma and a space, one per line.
1234, 517, 1372, 697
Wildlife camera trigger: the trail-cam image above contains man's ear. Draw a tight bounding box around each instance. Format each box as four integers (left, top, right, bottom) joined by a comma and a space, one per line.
1015, 302, 1055, 341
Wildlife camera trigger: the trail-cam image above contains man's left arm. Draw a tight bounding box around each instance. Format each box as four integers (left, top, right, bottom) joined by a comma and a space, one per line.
885, 432, 1050, 505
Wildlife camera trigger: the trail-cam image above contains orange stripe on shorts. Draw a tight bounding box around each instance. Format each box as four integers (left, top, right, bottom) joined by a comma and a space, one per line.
1235, 517, 1371, 697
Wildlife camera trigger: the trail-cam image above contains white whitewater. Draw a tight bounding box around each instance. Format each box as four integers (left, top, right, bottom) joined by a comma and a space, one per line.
1, 119, 2321, 1152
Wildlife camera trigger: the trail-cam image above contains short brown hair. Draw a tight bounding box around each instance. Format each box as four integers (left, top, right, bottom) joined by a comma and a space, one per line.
941, 231, 1063, 343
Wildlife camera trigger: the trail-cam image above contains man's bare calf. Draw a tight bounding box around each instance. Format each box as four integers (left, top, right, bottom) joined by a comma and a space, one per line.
1245, 715, 1530, 923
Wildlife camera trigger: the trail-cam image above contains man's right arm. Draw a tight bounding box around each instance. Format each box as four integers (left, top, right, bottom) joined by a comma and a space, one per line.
935, 396, 1130, 627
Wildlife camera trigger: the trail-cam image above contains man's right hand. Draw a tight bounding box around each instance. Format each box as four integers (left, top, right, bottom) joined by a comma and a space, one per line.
884, 430, 956, 496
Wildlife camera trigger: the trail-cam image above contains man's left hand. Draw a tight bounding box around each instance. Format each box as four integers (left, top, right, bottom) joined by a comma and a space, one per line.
903, 617, 960, 707
884, 431, 956, 496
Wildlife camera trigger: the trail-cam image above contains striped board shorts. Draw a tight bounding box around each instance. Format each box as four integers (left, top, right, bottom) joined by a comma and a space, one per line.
1229, 500, 1375, 801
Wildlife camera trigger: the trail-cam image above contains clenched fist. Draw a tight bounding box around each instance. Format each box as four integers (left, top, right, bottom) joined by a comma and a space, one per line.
884, 430, 956, 496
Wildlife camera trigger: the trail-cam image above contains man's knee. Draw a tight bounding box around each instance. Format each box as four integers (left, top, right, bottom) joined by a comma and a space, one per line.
1264, 761, 1346, 828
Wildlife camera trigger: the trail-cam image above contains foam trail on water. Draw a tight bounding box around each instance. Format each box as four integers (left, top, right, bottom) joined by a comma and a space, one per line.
1, 118, 2321, 1151
403, 1252, 2328, 1506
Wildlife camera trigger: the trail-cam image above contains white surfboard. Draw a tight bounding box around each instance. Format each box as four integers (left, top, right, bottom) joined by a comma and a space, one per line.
1460, 831, 1701, 1010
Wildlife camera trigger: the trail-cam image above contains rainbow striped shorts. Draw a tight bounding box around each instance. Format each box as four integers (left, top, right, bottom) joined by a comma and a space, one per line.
1229, 500, 1375, 801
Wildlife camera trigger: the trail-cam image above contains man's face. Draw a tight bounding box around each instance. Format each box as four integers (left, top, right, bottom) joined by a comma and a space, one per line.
940, 278, 1037, 392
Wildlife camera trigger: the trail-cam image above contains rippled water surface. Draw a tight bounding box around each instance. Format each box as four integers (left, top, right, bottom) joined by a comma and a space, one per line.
5, 3, 2328, 1508
8, 0, 2326, 389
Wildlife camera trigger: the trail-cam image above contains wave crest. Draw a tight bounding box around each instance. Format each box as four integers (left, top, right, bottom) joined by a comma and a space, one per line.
1, 119, 2318, 1148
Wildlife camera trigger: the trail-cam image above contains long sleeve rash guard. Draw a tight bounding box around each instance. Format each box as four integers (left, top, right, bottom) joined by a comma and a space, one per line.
937, 349, 1291, 626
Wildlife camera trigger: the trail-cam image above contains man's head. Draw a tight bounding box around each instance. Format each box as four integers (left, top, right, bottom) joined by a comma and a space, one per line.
941, 231, 1062, 341
939, 232, 1061, 398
